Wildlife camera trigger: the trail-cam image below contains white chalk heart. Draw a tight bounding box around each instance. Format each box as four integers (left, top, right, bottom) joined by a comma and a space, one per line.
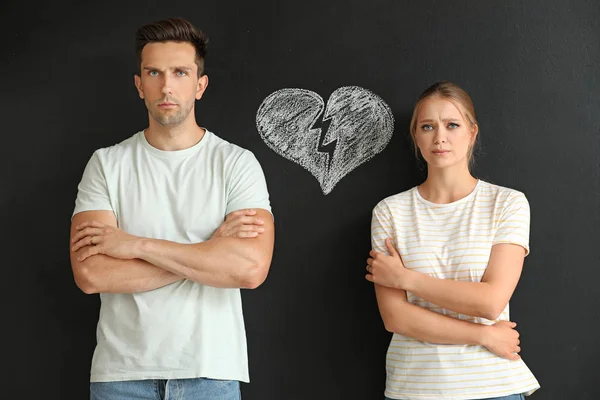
256, 86, 394, 194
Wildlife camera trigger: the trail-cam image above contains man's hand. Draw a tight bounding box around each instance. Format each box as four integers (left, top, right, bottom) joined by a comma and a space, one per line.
480, 320, 521, 361
71, 221, 142, 261
365, 238, 413, 289
72, 209, 265, 262
212, 209, 265, 239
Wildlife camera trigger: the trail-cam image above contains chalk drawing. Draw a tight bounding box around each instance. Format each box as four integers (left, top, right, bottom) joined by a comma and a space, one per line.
256, 86, 394, 194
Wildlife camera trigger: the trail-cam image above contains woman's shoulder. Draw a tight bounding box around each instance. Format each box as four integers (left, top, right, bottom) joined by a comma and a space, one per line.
477, 180, 528, 204
374, 186, 418, 211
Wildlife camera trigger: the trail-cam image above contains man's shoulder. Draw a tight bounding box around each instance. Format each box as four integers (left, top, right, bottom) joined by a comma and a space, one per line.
205, 130, 256, 163
93, 131, 141, 162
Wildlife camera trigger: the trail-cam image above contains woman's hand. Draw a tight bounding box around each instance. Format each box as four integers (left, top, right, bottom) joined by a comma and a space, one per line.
366, 238, 413, 289
480, 320, 521, 361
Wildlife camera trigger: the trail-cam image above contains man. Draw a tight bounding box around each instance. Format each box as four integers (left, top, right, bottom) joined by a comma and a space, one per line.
69, 17, 274, 400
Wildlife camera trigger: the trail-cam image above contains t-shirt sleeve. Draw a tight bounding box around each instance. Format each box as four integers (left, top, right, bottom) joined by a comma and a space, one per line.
72, 151, 114, 217
226, 150, 272, 216
371, 201, 394, 255
493, 192, 531, 256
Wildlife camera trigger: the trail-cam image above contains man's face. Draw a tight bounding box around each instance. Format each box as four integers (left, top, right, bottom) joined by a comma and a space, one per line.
134, 41, 208, 127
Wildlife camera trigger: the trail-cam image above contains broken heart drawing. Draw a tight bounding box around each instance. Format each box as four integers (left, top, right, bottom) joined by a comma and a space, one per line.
256, 86, 394, 194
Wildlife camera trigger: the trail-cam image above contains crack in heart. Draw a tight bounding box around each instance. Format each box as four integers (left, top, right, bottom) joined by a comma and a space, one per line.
256, 86, 394, 194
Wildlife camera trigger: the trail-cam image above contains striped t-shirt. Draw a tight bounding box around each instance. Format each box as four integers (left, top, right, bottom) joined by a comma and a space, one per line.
371, 180, 540, 400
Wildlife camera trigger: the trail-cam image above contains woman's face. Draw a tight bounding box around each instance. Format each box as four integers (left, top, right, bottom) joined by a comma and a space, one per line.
414, 96, 478, 171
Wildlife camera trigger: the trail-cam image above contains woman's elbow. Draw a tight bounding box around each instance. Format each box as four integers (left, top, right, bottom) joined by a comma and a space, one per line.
381, 315, 407, 335
480, 301, 508, 321
383, 320, 396, 333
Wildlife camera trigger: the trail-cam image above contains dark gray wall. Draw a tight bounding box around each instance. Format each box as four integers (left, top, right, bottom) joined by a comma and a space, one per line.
2, 0, 599, 398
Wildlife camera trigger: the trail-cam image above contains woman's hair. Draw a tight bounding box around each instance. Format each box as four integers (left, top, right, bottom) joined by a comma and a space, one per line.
135, 17, 209, 77
409, 81, 479, 168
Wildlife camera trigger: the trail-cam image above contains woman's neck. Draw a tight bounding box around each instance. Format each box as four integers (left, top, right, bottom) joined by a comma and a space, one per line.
418, 165, 478, 204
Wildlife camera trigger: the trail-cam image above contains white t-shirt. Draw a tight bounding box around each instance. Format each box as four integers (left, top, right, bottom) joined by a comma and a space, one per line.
73, 130, 271, 383
371, 180, 540, 400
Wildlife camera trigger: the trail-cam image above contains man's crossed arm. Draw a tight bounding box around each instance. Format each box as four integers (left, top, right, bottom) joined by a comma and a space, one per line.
69, 209, 274, 294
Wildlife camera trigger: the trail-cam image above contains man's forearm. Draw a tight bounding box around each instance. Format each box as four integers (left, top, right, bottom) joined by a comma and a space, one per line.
74, 254, 183, 294
135, 236, 271, 289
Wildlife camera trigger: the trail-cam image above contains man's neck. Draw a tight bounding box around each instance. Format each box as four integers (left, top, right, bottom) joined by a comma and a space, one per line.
144, 120, 206, 151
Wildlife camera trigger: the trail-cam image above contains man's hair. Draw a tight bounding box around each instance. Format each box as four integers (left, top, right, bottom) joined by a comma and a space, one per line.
135, 17, 209, 77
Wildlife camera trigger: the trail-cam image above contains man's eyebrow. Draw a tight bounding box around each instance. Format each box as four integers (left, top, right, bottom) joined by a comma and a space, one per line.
143, 66, 193, 71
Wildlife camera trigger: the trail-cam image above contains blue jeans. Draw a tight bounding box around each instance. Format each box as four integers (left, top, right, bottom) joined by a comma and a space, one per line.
385, 395, 524, 400
90, 378, 240, 400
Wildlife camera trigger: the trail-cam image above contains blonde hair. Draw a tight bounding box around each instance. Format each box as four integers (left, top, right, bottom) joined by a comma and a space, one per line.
409, 81, 479, 168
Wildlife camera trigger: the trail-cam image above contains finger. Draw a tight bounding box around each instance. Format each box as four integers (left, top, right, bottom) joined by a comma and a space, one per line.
225, 209, 248, 221
238, 224, 265, 232
77, 245, 100, 261
227, 217, 263, 228
237, 216, 264, 225
515, 346, 521, 353
385, 238, 399, 257
237, 231, 259, 238
366, 258, 373, 265
238, 209, 257, 217
510, 322, 517, 328
72, 236, 96, 252
76, 220, 105, 230
71, 228, 104, 243
369, 250, 378, 258
226, 210, 243, 220
365, 274, 374, 283
230, 209, 257, 218
228, 226, 260, 236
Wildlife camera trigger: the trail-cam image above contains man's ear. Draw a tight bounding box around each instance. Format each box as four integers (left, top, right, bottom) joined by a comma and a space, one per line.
134, 74, 144, 99
196, 75, 209, 100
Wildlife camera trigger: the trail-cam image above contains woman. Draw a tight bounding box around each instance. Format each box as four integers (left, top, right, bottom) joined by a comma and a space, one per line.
366, 81, 539, 400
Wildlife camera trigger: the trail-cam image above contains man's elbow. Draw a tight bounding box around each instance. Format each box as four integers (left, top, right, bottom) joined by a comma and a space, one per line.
241, 259, 271, 289
78, 283, 99, 295
72, 262, 100, 294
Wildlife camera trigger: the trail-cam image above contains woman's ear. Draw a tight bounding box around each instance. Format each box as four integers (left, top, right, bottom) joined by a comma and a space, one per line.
471, 124, 479, 143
